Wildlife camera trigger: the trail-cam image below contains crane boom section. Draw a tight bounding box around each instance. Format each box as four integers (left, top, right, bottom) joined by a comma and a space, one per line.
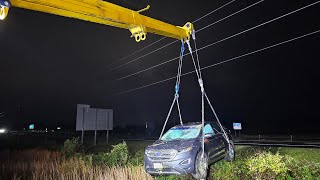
8, 0, 193, 41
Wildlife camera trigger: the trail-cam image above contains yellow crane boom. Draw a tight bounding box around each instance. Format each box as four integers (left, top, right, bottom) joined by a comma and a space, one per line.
0, 0, 193, 42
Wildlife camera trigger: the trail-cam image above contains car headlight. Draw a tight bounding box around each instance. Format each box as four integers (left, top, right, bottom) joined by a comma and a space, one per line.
178, 146, 193, 154
145, 149, 149, 155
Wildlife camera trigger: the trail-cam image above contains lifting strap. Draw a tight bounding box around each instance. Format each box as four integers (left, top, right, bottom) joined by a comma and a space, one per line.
159, 40, 185, 138
159, 30, 231, 155
187, 30, 231, 155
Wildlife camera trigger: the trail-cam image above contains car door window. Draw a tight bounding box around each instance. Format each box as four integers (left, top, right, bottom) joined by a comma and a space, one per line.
203, 124, 215, 135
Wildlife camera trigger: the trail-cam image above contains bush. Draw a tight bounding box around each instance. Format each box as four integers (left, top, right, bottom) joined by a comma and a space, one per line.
92, 141, 129, 167
129, 150, 144, 166
210, 160, 247, 180
245, 152, 287, 179
62, 137, 80, 158
285, 156, 320, 179
109, 141, 129, 166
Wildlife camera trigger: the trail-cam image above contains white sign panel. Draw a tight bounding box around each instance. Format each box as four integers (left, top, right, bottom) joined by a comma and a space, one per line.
107, 109, 113, 130
96, 109, 113, 130
76, 104, 113, 131
76, 104, 90, 131
233, 123, 242, 130
83, 108, 96, 130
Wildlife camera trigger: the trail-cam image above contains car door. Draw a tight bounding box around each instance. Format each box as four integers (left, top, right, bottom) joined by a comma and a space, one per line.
203, 123, 217, 162
210, 123, 226, 160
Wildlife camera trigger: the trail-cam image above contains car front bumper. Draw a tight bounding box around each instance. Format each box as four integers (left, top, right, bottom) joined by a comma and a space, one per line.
144, 150, 197, 175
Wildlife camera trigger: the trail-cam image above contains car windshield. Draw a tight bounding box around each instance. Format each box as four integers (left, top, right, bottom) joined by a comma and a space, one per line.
161, 125, 201, 141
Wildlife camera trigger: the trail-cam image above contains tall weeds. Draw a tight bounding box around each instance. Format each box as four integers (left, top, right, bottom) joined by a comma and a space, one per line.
0, 149, 153, 180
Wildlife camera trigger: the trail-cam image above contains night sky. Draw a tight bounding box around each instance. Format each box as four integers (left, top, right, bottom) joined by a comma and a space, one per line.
0, 0, 319, 134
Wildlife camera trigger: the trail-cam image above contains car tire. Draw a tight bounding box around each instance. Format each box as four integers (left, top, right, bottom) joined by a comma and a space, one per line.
225, 140, 235, 162
192, 151, 208, 180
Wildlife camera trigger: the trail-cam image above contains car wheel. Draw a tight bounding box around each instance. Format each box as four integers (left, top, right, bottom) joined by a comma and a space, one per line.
192, 151, 208, 180
225, 140, 235, 162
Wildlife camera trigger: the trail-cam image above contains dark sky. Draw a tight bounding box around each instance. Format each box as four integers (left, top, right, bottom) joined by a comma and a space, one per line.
0, 0, 319, 134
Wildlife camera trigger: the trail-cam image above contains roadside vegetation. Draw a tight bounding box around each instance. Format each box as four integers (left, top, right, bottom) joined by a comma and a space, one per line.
0, 138, 319, 179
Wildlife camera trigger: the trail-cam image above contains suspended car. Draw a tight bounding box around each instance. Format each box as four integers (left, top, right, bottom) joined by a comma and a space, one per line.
144, 121, 235, 179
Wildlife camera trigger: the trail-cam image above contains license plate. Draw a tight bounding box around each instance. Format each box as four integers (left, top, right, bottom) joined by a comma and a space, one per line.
153, 163, 163, 169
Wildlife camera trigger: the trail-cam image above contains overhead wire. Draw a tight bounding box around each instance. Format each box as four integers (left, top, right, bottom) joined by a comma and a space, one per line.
192, 0, 237, 23
107, 40, 179, 72
111, 29, 320, 96
105, 0, 238, 70
105, 37, 166, 70
106, 0, 263, 72
195, 0, 264, 33
116, 1, 320, 81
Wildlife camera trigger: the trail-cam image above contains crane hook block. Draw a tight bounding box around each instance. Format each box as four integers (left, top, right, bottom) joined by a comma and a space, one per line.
129, 25, 147, 42
0, 0, 11, 20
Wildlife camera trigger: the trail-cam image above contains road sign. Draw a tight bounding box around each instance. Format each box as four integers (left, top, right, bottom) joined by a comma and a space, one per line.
233, 123, 242, 130
76, 104, 113, 145
76, 105, 113, 131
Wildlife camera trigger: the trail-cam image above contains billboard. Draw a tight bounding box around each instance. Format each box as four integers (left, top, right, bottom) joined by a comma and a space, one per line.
76, 104, 113, 131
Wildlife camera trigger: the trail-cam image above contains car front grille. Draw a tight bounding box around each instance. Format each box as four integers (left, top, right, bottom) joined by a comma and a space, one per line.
146, 149, 177, 161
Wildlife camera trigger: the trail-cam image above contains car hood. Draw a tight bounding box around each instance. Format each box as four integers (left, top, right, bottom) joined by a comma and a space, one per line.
147, 139, 198, 152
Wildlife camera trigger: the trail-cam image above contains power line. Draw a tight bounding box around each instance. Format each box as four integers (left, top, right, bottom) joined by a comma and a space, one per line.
116, 1, 320, 81
111, 29, 320, 96
193, 0, 237, 23
105, 0, 238, 70
196, 0, 264, 33
107, 0, 263, 72
107, 39, 179, 72
105, 37, 167, 70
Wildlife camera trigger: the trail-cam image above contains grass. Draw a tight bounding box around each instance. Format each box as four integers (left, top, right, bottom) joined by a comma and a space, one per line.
0, 141, 319, 180
208, 146, 320, 179
234, 145, 320, 162
0, 149, 153, 180
278, 147, 320, 163
84, 140, 151, 154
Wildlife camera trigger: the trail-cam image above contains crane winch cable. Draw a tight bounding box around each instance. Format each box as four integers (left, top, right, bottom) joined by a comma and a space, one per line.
107, 0, 264, 72
116, 0, 320, 81
112, 29, 320, 96
104, 0, 237, 71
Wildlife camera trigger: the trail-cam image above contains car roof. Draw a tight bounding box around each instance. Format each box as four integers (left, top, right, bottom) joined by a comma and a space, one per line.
173, 121, 216, 128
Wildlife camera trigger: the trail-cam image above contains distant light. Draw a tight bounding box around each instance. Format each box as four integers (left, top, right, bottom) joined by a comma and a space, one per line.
57, 127, 61, 130
45, 128, 48, 132
0, 128, 6, 133
29, 124, 35, 130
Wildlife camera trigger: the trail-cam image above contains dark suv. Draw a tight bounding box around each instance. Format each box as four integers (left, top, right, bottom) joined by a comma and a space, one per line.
144, 122, 235, 179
